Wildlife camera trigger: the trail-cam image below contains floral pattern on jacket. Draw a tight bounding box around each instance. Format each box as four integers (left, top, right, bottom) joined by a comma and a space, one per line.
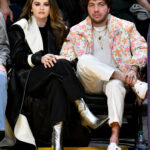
60, 15, 147, 73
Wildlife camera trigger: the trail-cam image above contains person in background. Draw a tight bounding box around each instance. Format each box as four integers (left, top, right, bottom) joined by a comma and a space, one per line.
60, 0, 148, 149
7, 0, 108, 149
0, 0, 13, 22
130, 0, 150, 40
0, 12, 10, 143
0, 0, 26, 29
136, 0, 150, 12
110, 0, 136, 22
56, 0, 84, 28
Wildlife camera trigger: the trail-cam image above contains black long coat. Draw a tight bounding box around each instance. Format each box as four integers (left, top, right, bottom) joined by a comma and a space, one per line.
6, 21, 89, 148
6, 23, 62, 142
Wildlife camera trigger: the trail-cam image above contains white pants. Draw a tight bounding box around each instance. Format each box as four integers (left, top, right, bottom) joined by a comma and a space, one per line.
77, 55, 126, 126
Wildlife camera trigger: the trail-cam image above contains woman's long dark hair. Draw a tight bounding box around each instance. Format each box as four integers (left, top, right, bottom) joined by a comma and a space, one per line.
20, 0, 68, 49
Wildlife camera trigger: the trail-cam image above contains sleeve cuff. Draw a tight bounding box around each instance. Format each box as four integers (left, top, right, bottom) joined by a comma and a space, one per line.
27, 54, 35, 67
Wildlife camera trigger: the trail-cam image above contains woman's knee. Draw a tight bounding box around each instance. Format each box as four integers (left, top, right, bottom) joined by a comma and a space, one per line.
54, 59, 74, 74
56, 59, 71, 67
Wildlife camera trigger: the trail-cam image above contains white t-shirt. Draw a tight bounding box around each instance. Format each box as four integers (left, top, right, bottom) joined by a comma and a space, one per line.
93, 26, 117, 68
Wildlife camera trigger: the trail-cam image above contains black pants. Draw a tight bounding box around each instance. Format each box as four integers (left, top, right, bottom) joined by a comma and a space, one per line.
8, 59, 87, 149
24, 59, 84, 127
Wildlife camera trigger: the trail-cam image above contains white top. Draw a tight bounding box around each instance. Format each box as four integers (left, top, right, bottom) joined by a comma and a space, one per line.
93, 26, 117, 68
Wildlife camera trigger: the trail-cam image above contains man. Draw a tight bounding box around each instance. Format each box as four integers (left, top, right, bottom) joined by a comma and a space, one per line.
60, 0, 147, 149
0, 12, 9, 142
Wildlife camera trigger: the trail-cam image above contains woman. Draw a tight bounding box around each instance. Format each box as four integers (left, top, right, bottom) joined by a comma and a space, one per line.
7, 0, 108, 149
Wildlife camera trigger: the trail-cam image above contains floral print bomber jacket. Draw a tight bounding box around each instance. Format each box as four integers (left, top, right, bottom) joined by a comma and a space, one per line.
60, 15, 147, 73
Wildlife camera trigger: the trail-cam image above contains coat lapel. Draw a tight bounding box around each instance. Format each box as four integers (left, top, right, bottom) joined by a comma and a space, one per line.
83, 17, 93, 54
76, 17, 93, 54
77, 16, 122, 55
14, 16, 43, 54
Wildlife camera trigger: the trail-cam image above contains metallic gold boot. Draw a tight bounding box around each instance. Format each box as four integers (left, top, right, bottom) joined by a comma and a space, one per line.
75, 98, 109, 129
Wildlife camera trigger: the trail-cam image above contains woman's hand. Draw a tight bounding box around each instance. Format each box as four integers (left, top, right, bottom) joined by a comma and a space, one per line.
41, 54, 57, 68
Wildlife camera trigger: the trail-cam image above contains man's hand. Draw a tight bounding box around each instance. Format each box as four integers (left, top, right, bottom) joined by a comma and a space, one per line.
125, 70, 137, 87
0, 65, 7, 76
0, 0, 13, 22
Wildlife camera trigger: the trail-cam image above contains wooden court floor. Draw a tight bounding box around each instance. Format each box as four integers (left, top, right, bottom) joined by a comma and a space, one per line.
0, 146, 129, 150
38, 147, 128, 150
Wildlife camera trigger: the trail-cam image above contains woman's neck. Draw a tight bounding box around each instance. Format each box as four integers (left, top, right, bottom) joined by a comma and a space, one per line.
36, 18, 47, 27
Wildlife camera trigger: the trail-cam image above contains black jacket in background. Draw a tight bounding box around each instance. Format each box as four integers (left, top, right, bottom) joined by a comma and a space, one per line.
10, 0, 26, 6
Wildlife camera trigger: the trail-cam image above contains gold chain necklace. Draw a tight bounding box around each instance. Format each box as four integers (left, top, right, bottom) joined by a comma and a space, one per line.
94, 26, 107, 50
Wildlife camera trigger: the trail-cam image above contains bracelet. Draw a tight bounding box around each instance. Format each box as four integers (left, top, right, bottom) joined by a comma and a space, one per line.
130, 65, 139, 72
130, 68, 137, 73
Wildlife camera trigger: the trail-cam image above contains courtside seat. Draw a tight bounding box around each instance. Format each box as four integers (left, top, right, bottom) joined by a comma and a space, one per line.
84, 89, 139, 146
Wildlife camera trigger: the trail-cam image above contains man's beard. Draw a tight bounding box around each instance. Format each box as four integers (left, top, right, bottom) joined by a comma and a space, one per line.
89, 11, 109, 25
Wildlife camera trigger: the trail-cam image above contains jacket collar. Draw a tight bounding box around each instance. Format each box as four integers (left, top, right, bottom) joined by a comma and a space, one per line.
14, 15, 43, 54
76, 16, 93, 45
76, 14, 122, 50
